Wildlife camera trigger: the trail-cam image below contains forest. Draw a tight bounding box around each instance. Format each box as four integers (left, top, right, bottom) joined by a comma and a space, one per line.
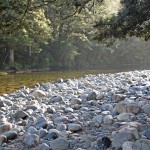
0, 0, 150, 71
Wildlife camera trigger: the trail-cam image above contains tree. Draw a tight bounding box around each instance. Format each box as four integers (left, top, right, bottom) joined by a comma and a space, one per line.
0, 0, 53, 66
94, 0, 150, 41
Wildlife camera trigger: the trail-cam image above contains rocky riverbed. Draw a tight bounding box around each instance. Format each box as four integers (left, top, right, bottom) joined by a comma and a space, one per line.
0, 70, 150, 150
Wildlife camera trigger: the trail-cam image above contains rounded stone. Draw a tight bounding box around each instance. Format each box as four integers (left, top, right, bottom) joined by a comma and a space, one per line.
27, 126, 37, 134
103, 115, 113, 124
101, 104, 113, 111
96, 93, 104, 100
122, 141, 136, 150
0, 101, 6, 107
38, 129, 48, 138
145, 129, 150, 140
70, 98, 82, 105
50, 137, 69, 150
49, 129, 59, 135
64, 107, 73, 113
115, 102, 127, 114
112, 131, 134, 148
44, 132, 58, 140
135, 139, 150, 150
52, 96, 63, 102
0, 135, 7, 145
53, 116, 68, 123
13, 110, 29, 119
126, 104, 141, 114
47, 106, 56, 113
0, 123, 12, 134
97, 137, 112, 150
23, 134, 40, 148
87, 92, 97, 100
67, 124, 82, 132
2, 131, 17, 140
112, 94, 124, 102
38, 143, 51, 150
143, 104, 150, 116
92, 115, 103, 124
35, 117, 48, 129
31, 90, 46, 97
57, 123, 67, 131
117, 113, 134, 121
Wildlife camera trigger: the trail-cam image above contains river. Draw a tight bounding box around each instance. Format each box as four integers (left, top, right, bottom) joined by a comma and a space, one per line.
0, 69, 142, 95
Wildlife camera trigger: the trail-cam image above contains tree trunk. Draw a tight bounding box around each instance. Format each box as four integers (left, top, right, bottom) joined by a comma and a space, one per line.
8, 49, 14, 65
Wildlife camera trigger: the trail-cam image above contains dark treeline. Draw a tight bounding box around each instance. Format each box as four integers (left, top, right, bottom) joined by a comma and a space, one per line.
0, 0, 149, 71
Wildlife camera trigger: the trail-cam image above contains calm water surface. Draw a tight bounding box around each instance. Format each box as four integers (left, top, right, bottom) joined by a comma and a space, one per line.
0, 69, 137, 95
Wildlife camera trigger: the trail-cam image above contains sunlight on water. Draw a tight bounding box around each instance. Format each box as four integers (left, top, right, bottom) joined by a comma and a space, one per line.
0, 69, 136, 95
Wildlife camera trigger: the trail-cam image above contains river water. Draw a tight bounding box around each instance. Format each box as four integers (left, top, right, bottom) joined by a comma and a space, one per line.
0, 69, 140, 95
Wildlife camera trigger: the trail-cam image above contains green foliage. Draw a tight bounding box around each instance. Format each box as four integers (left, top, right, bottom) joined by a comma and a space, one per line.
0, 0, 53, 65
0, 0, 150, 70
94, 0, 150, 41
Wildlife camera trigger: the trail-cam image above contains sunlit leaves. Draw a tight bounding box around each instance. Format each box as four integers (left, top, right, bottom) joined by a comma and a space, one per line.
94, 0, 150, 41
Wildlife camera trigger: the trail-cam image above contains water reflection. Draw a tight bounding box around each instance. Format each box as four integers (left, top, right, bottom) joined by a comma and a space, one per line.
0, 69, 138, 95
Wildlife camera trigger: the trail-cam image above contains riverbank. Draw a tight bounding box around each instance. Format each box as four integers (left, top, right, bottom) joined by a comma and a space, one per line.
0, 70, 150, 150
0, 69, 131, 96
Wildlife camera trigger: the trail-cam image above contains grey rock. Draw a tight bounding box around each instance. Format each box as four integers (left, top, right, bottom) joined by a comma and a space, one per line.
67, 124, 82, 132
126, 103, 141, 114
115, 102, 128, 114
70, 98, 82, 105
2, 131, 17, 140
112, 94, 124, 102
143, 104, 150, 116
35, 116, 48, 129
0, 135, 7, 145
59, 130, 70, 138
96, 93, 104, 100
103, 115, 113, 124
38, 143, 51, 150
115, 101, 141, 114
44, 132, 58, 140
26, 105, 40, 111
47, 106, 56, 113
14, 110, 29, 119
31, 90, 46, 97
101, 104, 113, 111
135, 139, 150, 150
120, 127, 140, 140
112, 131, 134, 148
50, 137, 69, 150
87, 92, 97, 100
52, 96, 63, 102
97, 137, 112, 150
53, 116, 68, 123
27, 126, 37, 134
56, 78, 63, 83
117, 113, 134, 121
3, 99, 13, 106
38, 129, 48, 138
0, 123, 12, 134
0, 101, 5, 107
122, 141, 136, 150
64, 107, 73, 113
46, 124, 54, 130
57, 123, 67, 131
145, 129, 150, 140
23, 134, 39, 148
49, 129, 59, 135
92, 115, 103, 124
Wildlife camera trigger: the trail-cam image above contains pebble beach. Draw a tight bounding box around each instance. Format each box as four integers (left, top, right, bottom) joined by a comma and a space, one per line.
0, 70, 150, 150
